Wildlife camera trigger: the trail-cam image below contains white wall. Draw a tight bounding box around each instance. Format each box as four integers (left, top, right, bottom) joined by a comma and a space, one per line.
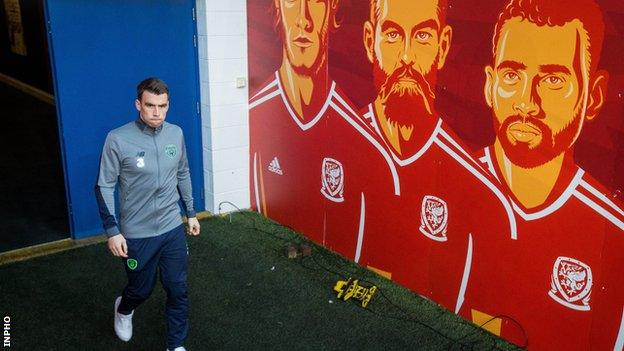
196, 0, 250, 214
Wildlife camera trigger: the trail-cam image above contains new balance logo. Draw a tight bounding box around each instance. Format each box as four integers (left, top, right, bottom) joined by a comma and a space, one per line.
268, 157, 283, 175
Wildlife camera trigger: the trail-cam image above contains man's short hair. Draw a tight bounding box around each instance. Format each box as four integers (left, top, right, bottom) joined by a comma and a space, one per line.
137, 77, 169, 100
368, 0, 448, 30
492, 0, 604, 74
272, 0, 341, 37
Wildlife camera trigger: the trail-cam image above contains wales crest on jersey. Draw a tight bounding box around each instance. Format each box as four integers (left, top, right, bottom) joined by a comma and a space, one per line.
548, 256, 592, 311
321, 157, 344, 202
419, 195, 448, 242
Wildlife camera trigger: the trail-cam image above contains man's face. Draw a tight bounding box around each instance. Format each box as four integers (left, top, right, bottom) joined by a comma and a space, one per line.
364, 0, 451, 127
486, 18, 589, 168
135, 91, 169, 128
277, 0, 330, 75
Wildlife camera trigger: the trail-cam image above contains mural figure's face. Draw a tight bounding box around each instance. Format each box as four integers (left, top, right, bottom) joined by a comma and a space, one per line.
487, 18, 591, 168
364, 0, 451, 127
135, 91, 169, 128
277, 0, 330, 75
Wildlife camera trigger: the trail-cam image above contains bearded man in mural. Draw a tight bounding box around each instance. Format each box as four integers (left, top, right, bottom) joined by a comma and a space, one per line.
354, 0, 517, 313
248, 0, 401, 260
460, 0, 624, 349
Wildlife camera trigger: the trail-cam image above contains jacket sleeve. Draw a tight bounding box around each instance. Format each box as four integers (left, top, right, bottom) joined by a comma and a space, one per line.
95, 133, 122, 237
177, 131, 196, 217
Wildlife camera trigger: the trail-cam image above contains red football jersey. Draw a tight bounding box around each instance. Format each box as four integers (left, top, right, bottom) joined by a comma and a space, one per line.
249, 72, 398, 260
459, 147, 624, 350
357, 104, 517, 312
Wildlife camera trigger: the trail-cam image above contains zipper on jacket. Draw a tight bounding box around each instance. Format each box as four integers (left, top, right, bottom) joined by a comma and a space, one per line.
153, 134, 161, 233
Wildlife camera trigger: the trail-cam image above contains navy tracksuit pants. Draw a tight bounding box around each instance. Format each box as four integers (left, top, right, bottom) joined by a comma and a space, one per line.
117, 225, 189, 349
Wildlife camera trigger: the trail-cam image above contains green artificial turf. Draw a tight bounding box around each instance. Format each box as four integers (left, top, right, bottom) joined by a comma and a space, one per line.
0, 211, 521, 350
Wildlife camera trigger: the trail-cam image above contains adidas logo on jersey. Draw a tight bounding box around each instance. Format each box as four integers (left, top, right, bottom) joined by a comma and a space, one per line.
268, 157, 283, 175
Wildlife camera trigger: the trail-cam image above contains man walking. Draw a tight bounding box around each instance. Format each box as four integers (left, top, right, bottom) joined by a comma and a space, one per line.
95, 77, 200, 351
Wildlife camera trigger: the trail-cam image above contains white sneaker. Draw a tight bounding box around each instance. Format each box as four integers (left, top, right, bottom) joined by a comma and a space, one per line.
166, 347, 187, 351
114, 296, 133, 342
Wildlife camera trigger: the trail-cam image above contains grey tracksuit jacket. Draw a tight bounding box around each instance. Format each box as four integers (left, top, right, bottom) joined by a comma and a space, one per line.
95, 119, 196, 239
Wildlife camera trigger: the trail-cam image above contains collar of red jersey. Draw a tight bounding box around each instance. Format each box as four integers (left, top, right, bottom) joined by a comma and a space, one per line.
482, 146, 585, 220
274, 71, 336, 131
365, 103, 443, 166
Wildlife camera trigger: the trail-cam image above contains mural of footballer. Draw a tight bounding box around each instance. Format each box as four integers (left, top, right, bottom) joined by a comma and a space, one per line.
248, 0, 401, 259
461, 0, 624, 349
355, 0, 517, 313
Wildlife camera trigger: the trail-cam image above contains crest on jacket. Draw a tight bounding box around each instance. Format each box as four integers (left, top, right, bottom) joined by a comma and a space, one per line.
165, 144, 177, 159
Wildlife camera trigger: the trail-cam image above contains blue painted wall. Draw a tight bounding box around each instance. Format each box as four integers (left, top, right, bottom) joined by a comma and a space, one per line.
45, 0, 204, 238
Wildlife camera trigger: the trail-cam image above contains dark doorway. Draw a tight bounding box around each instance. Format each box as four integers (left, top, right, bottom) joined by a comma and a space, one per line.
0, 0, 69, 252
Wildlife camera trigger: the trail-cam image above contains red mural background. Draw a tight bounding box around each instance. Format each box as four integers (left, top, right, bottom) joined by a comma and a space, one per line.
250, 0, 624, 191
247, 1, 624, 349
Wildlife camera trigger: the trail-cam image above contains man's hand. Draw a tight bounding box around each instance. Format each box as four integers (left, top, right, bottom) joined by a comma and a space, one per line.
108, 234, 128, 258
187, 217, 200, 236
